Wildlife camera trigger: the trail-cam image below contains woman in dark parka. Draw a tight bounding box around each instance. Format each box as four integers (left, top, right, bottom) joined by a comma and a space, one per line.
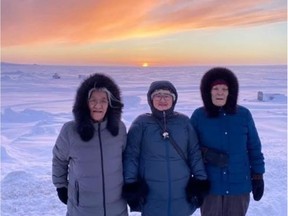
52, 73, 128, 216
122, 80, 209, 216
190, 67, 265, 216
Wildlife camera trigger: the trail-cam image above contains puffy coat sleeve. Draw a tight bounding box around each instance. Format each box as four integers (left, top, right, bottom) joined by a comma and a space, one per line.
52, 122, 70, 188
246, 109, 265, 174
187, 122, 207, 180
123, 116, 143, 183
190, 108, 200, 133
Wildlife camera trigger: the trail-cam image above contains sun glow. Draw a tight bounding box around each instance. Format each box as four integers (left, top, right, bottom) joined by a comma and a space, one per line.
142, 62, 149, 67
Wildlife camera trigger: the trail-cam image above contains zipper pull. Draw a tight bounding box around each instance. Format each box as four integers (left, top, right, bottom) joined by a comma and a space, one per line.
162, 111, 169, 139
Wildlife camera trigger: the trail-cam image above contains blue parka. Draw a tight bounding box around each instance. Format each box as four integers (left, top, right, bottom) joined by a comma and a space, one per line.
123, 81, 207, 216
190, 106, 265, 195
190, 67, 265, 196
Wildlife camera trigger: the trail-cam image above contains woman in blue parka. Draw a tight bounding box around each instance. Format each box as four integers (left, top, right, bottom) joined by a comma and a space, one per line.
122, 80, 209, 216
190, 67, 265, 216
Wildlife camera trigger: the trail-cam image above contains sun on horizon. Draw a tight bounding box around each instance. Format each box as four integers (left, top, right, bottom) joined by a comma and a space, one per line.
142, 62, 149, 67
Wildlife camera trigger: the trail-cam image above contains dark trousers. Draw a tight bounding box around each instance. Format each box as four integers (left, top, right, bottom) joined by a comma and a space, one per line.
200, 194, 250, 216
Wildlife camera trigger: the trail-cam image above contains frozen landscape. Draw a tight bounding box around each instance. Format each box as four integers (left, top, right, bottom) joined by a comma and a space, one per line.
1, 63, 287, 216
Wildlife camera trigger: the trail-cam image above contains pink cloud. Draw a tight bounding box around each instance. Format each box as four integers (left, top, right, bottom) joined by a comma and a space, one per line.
1, 0, 286, 46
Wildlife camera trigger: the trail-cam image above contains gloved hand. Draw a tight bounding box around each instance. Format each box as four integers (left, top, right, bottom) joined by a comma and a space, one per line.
252, 174, 264, 201
122, 181, 148, 212
186, 177, 210, 208
57, 187, 68, 204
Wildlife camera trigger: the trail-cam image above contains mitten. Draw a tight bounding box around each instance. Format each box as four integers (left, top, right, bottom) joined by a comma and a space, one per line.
122, 181, 148, 212
186, 177, 210, 207
57, 187, 68, 204
252, 174, 264, 201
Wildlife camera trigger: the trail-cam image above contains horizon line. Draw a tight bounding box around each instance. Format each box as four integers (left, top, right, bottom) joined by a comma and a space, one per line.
1, 62, 287, 68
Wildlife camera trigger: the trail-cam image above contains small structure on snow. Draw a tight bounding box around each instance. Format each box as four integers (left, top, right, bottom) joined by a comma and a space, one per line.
52, 73, 60, 79
257, 91, 264, 101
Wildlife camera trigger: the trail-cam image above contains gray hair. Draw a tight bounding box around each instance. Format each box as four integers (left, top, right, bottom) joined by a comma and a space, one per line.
88, 87, 122, 108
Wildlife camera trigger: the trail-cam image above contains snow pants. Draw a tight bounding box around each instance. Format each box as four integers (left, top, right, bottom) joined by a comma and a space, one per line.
200, 194, 250, 216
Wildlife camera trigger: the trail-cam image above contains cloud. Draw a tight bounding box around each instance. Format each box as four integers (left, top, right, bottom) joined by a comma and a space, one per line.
1, 0, 286, 46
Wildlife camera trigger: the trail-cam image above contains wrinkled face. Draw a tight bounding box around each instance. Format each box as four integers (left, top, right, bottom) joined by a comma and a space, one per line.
152, 90, 174, 111
211, 84, 229, 107
88, 91, 109, 122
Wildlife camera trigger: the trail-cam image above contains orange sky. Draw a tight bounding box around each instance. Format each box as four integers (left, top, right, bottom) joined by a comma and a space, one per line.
1, 0, 287, 66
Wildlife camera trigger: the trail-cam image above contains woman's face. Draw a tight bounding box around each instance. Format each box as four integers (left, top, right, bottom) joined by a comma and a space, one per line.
88, 90, 109, 122
152, 90, 173, 111
211, 84, 229, 107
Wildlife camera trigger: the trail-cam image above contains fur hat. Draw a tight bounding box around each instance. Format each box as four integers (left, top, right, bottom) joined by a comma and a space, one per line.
200, 67, 238, 117
147, 80, 178, 118
72, 73, 123, 141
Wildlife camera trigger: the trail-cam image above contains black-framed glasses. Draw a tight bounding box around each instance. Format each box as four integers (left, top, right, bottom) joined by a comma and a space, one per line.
152, 93, 173, 101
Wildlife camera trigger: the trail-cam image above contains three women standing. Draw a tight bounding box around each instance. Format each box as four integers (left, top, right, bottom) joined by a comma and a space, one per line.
52, 68, 265, 216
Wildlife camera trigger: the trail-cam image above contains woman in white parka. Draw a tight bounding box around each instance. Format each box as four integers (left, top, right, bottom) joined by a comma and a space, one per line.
52, 73, 128, 216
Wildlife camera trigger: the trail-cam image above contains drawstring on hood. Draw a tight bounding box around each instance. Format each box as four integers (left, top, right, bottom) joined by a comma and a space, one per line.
147, 80, 178, 119
200, 67, 239, 117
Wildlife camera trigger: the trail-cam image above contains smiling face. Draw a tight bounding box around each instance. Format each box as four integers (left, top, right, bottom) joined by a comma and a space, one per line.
88, 90, 109, 122
151, 90, 174, 111
211, 84, 229, 107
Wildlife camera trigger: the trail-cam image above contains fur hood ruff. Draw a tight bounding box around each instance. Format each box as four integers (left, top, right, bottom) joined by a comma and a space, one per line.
200, 67, 239, 117
72, 73, 123, 141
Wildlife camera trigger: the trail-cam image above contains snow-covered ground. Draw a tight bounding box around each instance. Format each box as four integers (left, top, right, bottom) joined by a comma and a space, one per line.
1, 63, 287, 216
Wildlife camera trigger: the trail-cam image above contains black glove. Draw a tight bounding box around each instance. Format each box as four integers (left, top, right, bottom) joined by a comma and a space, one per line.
122, 181, 148, 212
186, 177, 210, 208
252, 174, 264, 201
57, 187, 68, 204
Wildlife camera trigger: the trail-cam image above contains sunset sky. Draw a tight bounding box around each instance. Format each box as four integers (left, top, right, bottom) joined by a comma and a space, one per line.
1, 0, 287, 66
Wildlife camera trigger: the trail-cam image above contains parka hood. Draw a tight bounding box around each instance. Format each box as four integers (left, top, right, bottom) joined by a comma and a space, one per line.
147, 80, 178, 118
200, 67, 239, 117
73, 73, 123, 141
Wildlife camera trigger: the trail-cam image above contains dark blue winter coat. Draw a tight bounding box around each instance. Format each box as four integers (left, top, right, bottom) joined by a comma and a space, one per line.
124, 112, 207, 216
190, 106, 265, 195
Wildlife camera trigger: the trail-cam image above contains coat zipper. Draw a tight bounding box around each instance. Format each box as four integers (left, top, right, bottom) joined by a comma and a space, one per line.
98, 123, 107, 216
163, 111, 172, 216
75, 181, 79, 206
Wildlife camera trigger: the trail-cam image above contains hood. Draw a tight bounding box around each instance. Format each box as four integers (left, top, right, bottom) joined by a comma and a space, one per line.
200, 67, 238, 117
147, 80, 178, 119
72, 73, 123, 141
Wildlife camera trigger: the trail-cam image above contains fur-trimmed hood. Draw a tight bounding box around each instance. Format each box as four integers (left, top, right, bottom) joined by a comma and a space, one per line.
200, 67, 239, 117
72, 73, 123, 141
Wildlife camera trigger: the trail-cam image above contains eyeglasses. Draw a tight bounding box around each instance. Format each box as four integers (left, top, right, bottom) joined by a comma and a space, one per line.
152, 93, 173, 101
88, 99, 108, 106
